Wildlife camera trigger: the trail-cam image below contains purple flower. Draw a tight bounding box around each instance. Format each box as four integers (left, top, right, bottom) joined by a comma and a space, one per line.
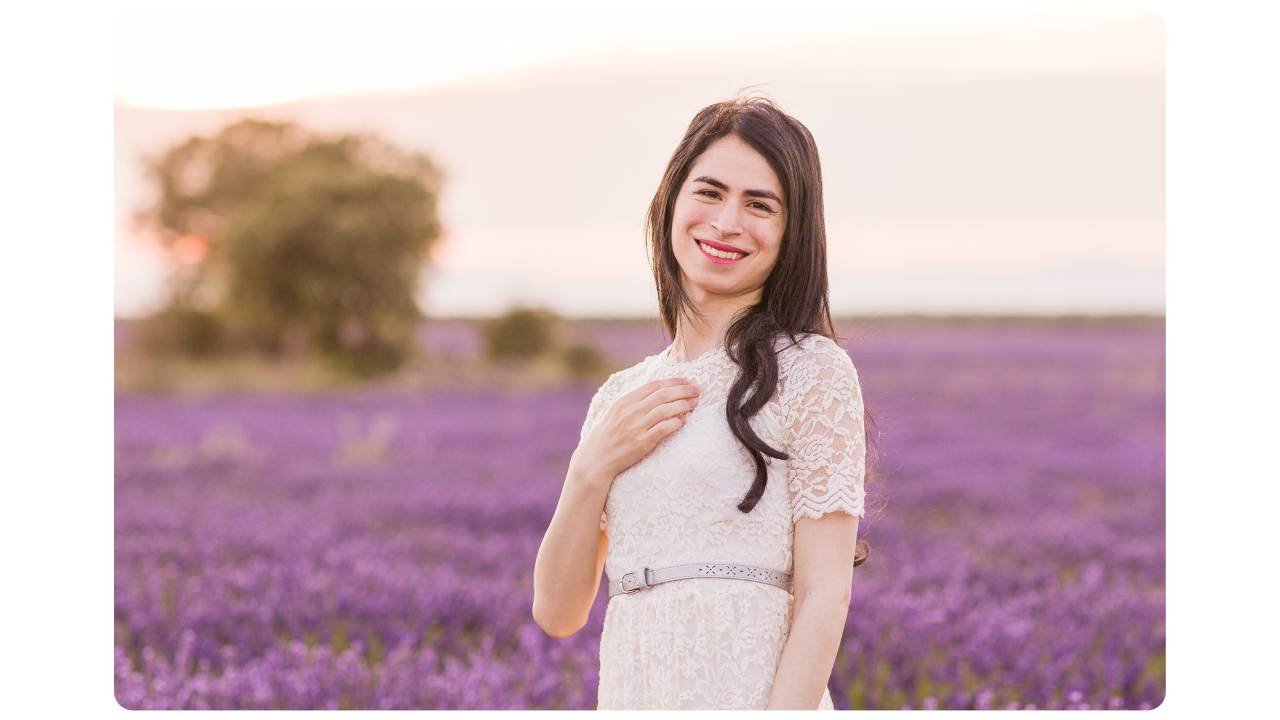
116, 322, 1165, 709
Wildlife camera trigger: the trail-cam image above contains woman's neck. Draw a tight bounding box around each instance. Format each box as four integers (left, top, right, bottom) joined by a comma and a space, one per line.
672, 286, 761, 363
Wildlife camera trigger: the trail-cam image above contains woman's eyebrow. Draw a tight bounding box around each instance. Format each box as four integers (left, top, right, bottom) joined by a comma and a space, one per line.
743, 188, 783, 204
692, 175, 782, 204
692, 175, 729, 190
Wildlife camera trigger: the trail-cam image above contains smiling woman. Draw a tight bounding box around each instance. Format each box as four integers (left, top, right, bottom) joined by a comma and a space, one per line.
532, 97, 871, 710
674, 137, 786, 282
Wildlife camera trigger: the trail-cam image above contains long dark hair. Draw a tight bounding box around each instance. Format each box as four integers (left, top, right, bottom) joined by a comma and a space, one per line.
646, 97, 870, 565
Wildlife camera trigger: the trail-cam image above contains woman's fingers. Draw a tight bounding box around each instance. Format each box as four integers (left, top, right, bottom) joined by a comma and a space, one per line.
640, 394, 698, 430
619, 377, 689, 407
637, 382, 700, 412
643, 414, 686, 443
594, 377, 700, 465
633, 382, 700, 431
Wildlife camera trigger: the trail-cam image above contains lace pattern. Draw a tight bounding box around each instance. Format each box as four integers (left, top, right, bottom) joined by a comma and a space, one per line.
580, 334, 864, 710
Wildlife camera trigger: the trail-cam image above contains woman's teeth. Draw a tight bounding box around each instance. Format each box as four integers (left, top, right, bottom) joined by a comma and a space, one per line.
698, 241, 746, 260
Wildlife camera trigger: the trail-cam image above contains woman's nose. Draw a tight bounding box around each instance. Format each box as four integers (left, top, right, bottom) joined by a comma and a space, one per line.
709, 203, 743, 237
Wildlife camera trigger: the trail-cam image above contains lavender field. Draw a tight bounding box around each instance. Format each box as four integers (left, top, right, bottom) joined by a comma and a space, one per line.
114, 319, 1165, 710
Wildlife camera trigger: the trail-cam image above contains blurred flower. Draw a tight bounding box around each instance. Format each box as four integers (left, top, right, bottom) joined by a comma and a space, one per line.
115, 323, 1164, 709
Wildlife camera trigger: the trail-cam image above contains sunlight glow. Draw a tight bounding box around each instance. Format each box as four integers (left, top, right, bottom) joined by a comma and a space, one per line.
116, 3, 1162, 110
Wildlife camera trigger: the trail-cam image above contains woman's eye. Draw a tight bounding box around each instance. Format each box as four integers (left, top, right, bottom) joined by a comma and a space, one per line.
749, 201, 775, 213
695, 189, 719, 199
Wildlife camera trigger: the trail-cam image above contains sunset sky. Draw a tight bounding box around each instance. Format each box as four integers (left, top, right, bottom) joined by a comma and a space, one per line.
115, 5, 1165, 317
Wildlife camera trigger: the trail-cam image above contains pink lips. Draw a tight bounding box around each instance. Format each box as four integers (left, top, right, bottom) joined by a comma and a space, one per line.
695, 238, 748, 265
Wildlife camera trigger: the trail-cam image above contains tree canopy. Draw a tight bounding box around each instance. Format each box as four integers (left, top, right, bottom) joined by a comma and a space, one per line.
138, 119, 443, 375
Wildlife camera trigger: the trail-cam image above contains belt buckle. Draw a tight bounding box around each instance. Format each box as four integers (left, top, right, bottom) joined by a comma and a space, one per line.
619, 568, 649, 594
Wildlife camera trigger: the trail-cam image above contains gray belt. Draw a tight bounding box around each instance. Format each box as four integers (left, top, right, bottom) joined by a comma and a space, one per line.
607, 563, 792, 598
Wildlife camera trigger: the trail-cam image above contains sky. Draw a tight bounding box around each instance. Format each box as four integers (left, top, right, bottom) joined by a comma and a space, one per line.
115, 4, 1165, 318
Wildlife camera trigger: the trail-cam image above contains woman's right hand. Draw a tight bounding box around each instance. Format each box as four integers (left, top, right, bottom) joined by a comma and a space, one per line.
533, 377, 699, 638
568, 377, 701, 488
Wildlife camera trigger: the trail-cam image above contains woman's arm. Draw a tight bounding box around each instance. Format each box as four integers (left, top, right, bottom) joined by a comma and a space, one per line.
532, 377, 700, 638
532, 472, 611, 638
766, 511, 860, 710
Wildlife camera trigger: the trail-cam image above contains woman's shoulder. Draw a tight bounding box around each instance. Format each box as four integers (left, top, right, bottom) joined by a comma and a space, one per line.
777, 333, 856, 375
775, 333, 860, 412
582, 352, 667, 432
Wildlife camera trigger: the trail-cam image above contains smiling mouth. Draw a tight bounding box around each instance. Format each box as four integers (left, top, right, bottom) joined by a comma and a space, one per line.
696, 240, 747, 261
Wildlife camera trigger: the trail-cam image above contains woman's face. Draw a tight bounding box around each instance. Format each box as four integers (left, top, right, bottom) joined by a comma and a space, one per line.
670, 135, 787, 305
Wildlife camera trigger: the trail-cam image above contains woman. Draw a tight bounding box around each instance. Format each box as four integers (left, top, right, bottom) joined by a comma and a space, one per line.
532, 97, 868, 710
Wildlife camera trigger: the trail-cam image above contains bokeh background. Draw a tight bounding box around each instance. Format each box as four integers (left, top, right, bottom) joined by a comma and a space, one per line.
114, 4, 1165, 710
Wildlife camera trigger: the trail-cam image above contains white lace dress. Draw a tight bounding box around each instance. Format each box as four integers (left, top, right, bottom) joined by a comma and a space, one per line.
580, 334, 866, 710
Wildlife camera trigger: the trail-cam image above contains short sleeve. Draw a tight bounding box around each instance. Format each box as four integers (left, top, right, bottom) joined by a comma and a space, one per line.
580, 373, 623, 532
580, 372, 622, 440
782, 337, 867, 523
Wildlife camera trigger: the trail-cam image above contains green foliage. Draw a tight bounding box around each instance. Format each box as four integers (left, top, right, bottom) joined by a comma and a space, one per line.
561, 342, 608, 381
138, 119, 442, 376
483, 308, 558, 361
137, 307, 228, 358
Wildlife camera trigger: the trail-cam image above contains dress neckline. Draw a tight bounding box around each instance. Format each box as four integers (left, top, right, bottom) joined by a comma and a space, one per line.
660, 342, 727, 369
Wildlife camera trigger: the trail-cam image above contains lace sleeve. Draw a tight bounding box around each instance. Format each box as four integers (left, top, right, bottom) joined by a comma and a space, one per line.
782, 337, 867, 523
581, 373, 623, 532
580, 372, 623, 439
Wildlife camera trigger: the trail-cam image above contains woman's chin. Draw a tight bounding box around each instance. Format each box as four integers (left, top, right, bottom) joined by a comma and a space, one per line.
684, 275, 760, 301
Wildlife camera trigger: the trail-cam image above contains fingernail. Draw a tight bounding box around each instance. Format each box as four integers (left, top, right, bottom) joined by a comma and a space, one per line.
681, 377, 689, 384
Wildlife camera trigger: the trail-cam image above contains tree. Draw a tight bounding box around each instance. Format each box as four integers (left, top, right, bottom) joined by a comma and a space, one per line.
483, 308, 559, 362
137, 119, 442, 375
